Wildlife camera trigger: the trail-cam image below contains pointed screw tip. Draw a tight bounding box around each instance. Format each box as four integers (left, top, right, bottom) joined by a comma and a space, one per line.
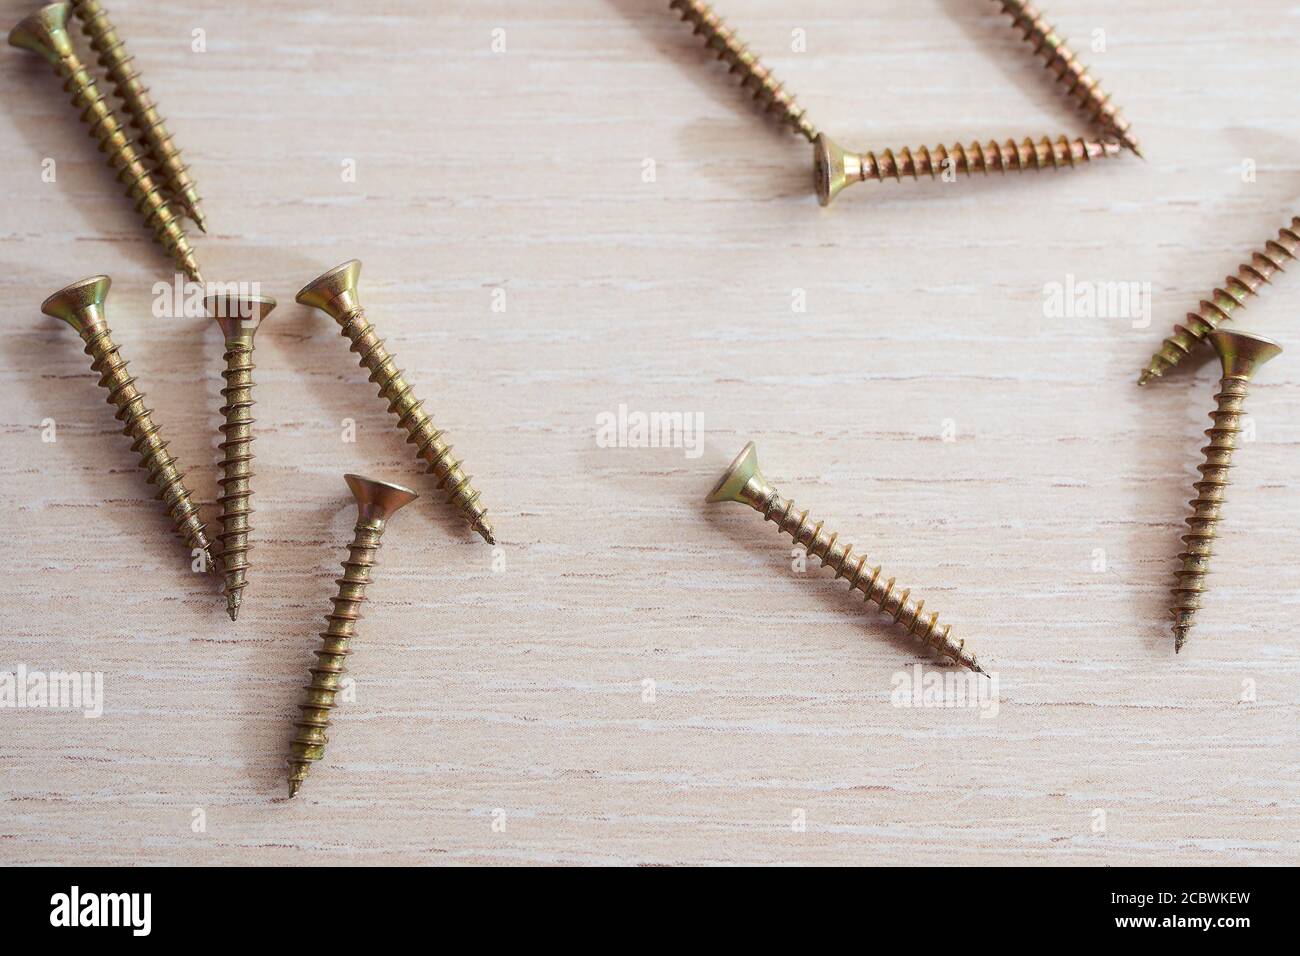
288, 780, 301, 798
226, 595, 240, 622
1137, 370, 1154, 386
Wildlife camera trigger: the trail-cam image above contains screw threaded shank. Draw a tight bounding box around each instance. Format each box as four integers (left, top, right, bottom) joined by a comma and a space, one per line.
296, 261, 495, 545
1139, 217, 1300, 385
1171, 379, 1247, 650
867, 135, 1115, 181
288, 475, 416, 797
767, 492, 983, 673
670, 0, 817, 142
84, 329, 213, 569
216, 341, 254, 619
995, 0, 1141, 156
287, 521, 381, 797
70, 0, 206, 231
8, 6, 201, 282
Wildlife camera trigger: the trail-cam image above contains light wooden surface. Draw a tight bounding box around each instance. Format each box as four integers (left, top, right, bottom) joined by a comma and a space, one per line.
1, 0, 1298, 866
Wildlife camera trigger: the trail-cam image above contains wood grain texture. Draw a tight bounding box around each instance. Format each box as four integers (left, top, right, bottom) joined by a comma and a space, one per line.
0, 0, 1298, 866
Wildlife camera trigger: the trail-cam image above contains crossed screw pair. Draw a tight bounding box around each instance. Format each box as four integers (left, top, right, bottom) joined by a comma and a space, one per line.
671, 0, 1139, 205
10, 3, 206, 279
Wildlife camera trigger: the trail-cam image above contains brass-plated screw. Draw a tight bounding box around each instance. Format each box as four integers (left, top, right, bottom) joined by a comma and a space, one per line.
670, 0, 818, 143
43, 275, 215, 574
707, 442, 987, 674
287, 474, 418, 798
296, 260, 496, 545
69, 0, 206, 232
204, 292, 276, 622
1139, 217, 1300, 385
1170, 331, 1282, 653
8, 4, 202, 283
815, 132, 1120, 206
994, 0, 1142, 157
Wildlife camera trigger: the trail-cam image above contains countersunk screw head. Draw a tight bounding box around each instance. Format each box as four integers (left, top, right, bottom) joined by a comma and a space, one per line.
295, 258, 362, 318
41, 274, 111, 333
205, 292, 276, 343
705, 440, 766, 506
7, 3, 73, 62
1209, 329, 1282, 380
814, 135, 853, 208
344, 473, 419, 527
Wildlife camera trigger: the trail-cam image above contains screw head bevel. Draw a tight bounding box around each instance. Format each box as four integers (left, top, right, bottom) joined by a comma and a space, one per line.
705, 440, 768, 507
295, 259, 362, 318
1209, 330, 1283, 381
344, 473, 419, 527
7, 3, 74, 63
205, 293, 276, 342
41, 274, 112, 335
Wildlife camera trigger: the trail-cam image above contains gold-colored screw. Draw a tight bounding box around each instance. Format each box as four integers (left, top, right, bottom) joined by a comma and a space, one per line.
287, 474, 419, 798
69, 0, 206, 231
1138, 217, 1300, 385
1170, 330, 1282, 653
43, 275, 215, 575
204, 292, 276, 622
815, 132, 1121, 206
296, 260, 496, 545
707, 442, 987, 674
994, 0, 1142, 157
669, 0, 817, 143
8, 4, 202, 283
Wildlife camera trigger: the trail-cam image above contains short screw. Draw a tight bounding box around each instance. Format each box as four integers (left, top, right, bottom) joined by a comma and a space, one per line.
1170, 330, 1282, 652
296, 260, 496, 545
8, 3, 202, 282
287, 474, 418, 798
42, 275, 215, 575
670, 0, 818, 143
205, 292, 276, 622
815, 132, 1120, 206
707, 442, 987, 674
994, 0, 1142, 157
1139, 217, 1300, 385
69, 0, 206, 231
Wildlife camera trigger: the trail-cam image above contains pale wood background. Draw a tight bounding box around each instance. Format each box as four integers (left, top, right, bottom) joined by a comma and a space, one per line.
1, 0, 1297, 866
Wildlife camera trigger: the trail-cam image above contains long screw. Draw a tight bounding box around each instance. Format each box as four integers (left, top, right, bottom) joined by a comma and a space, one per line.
296, 260, 496, 545
707, 442, 987, 674
1139, 217, 1300, 385
816, 132, 1120, 206
993, 0, 1141, 157
669, 0, 818, 143
1170, 331, 1282, 652
8, 4, 202, 282
287, 474, 418, 798
43, 275, 215, 575
69, 0, 206, 231
205, 292, 276, 622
